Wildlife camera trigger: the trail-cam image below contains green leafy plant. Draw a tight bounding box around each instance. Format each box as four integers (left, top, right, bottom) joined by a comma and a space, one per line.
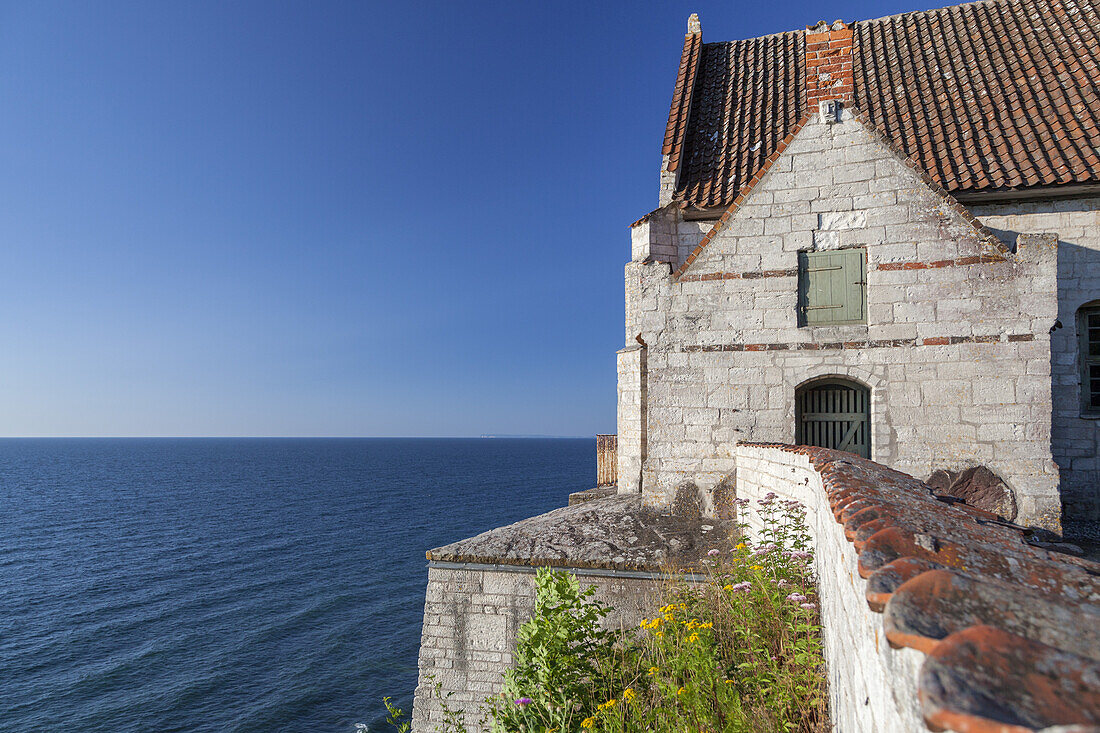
490, 567, 619, 732
386, 496, 827, 732
492, 495, 827, 733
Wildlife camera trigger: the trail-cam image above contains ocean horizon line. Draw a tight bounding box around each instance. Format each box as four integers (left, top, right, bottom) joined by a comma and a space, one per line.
0, 434, 595, 440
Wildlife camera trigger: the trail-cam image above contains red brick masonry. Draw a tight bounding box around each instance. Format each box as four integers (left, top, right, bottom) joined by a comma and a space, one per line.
741, 443, 1100, 733
805, 21, 854, 109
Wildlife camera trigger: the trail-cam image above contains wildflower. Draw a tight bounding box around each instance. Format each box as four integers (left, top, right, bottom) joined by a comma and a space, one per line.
735, 542, 747, 550
724, 679, 733, 685
707, 548, 720, 556
759, 492, 777, 506
728, 581, 751, 594
514, 697, 532, 706
791, 550, 812, 559
581, 717, 596, 728
777, 579, 790, 588
801, 602, 817, 610
786, 592, 807, 603
623, 688, 636, 703
699, 621, 713, 628
597, 698, 617, 711
677, 687, 686, 696
655, 630, 664, 638
751, 565, 763, 570
688, 632, 700, 642
647, 666, 660, 676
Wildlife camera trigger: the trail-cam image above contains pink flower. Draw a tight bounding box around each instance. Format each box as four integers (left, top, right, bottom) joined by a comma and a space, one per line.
800, 603, 817, 611
514, 697, 532, 706
707, 549, 720, 556
786, 593, 807, 603
777, 579, 790, 588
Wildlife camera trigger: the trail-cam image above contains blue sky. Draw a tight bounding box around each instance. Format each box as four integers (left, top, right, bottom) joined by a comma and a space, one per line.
0, 0, 946, 437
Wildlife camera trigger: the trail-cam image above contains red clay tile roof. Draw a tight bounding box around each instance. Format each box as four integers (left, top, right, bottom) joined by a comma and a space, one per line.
743, 442, 1100, 733
661, 29, 703, 175
673, 30, 804, 209
670, 0, 1100, 209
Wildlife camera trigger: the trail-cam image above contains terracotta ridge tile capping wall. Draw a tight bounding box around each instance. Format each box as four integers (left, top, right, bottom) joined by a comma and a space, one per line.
671, 104, 1009, 280
672, 113, 813, 279
737, 443, 1100, 733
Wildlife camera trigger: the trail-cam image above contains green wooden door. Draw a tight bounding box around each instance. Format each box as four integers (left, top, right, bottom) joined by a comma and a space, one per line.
796, 380, 870, 458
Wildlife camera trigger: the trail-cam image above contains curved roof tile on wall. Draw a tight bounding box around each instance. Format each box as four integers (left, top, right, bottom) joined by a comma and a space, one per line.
671, 0, 1100, 209
742, 443, 1100, 732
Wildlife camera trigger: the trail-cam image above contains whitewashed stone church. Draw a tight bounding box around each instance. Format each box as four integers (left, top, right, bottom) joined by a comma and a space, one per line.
617, 0, 1100, 532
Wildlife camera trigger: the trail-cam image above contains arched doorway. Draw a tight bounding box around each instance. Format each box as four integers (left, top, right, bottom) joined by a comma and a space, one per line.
796, 379, 871, 458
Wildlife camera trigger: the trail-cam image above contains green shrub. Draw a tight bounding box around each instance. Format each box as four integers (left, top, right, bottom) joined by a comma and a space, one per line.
490, 567, 619, 732
491, 495, 828, 733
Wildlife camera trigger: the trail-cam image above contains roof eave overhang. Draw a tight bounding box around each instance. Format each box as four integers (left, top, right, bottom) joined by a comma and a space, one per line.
952, 182, 1100, 204
678, 182, 1100, 218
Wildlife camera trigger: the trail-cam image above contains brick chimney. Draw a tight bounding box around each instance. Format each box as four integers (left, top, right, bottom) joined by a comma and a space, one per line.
805, 20, 853, 109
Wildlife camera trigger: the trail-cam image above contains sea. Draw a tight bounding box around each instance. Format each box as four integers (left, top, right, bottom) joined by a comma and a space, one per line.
0, 438, 592, 732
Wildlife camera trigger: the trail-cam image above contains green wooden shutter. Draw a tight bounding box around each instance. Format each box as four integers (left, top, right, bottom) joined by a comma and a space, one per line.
798, 248, 866, 326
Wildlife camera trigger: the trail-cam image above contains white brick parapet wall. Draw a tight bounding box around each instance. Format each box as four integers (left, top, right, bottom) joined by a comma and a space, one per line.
734, 443, 1100, 733
735, 445, 926, 731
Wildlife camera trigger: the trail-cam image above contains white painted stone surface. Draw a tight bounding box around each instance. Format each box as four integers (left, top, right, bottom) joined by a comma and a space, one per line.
973, 197, 1100, 522
621, 110, 1062, 530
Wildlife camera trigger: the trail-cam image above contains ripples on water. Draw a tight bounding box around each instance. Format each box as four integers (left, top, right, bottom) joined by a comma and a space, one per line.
0, 438, 590, 732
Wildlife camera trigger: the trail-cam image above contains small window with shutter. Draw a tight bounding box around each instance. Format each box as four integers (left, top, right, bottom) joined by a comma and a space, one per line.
797, 248, 867, 326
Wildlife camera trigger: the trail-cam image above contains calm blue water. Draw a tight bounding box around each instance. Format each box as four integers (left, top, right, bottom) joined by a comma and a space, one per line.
0, 438, 591, 732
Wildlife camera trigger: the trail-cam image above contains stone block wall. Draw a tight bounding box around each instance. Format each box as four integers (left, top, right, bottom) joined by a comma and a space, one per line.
411, 564, 657, 731
972, 197, 1100, 522
620, 108, 1062, 529
616, 345, 645, 494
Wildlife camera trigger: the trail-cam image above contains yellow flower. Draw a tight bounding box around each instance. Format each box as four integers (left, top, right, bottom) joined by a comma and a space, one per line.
751, 565, 763, 570
688, 632, 700, 642
655, 630, 664, 638
724, 679, 733, 685
677, 687, 686, 696
597, 698, 617, 711
647, 666, 659, 676
623, 689, 635, 703
700, 622, 713, 629
736, 542, 747, 550
663, 613, 674, 622
723, 584, 733, 591
581, 717, 596, 728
